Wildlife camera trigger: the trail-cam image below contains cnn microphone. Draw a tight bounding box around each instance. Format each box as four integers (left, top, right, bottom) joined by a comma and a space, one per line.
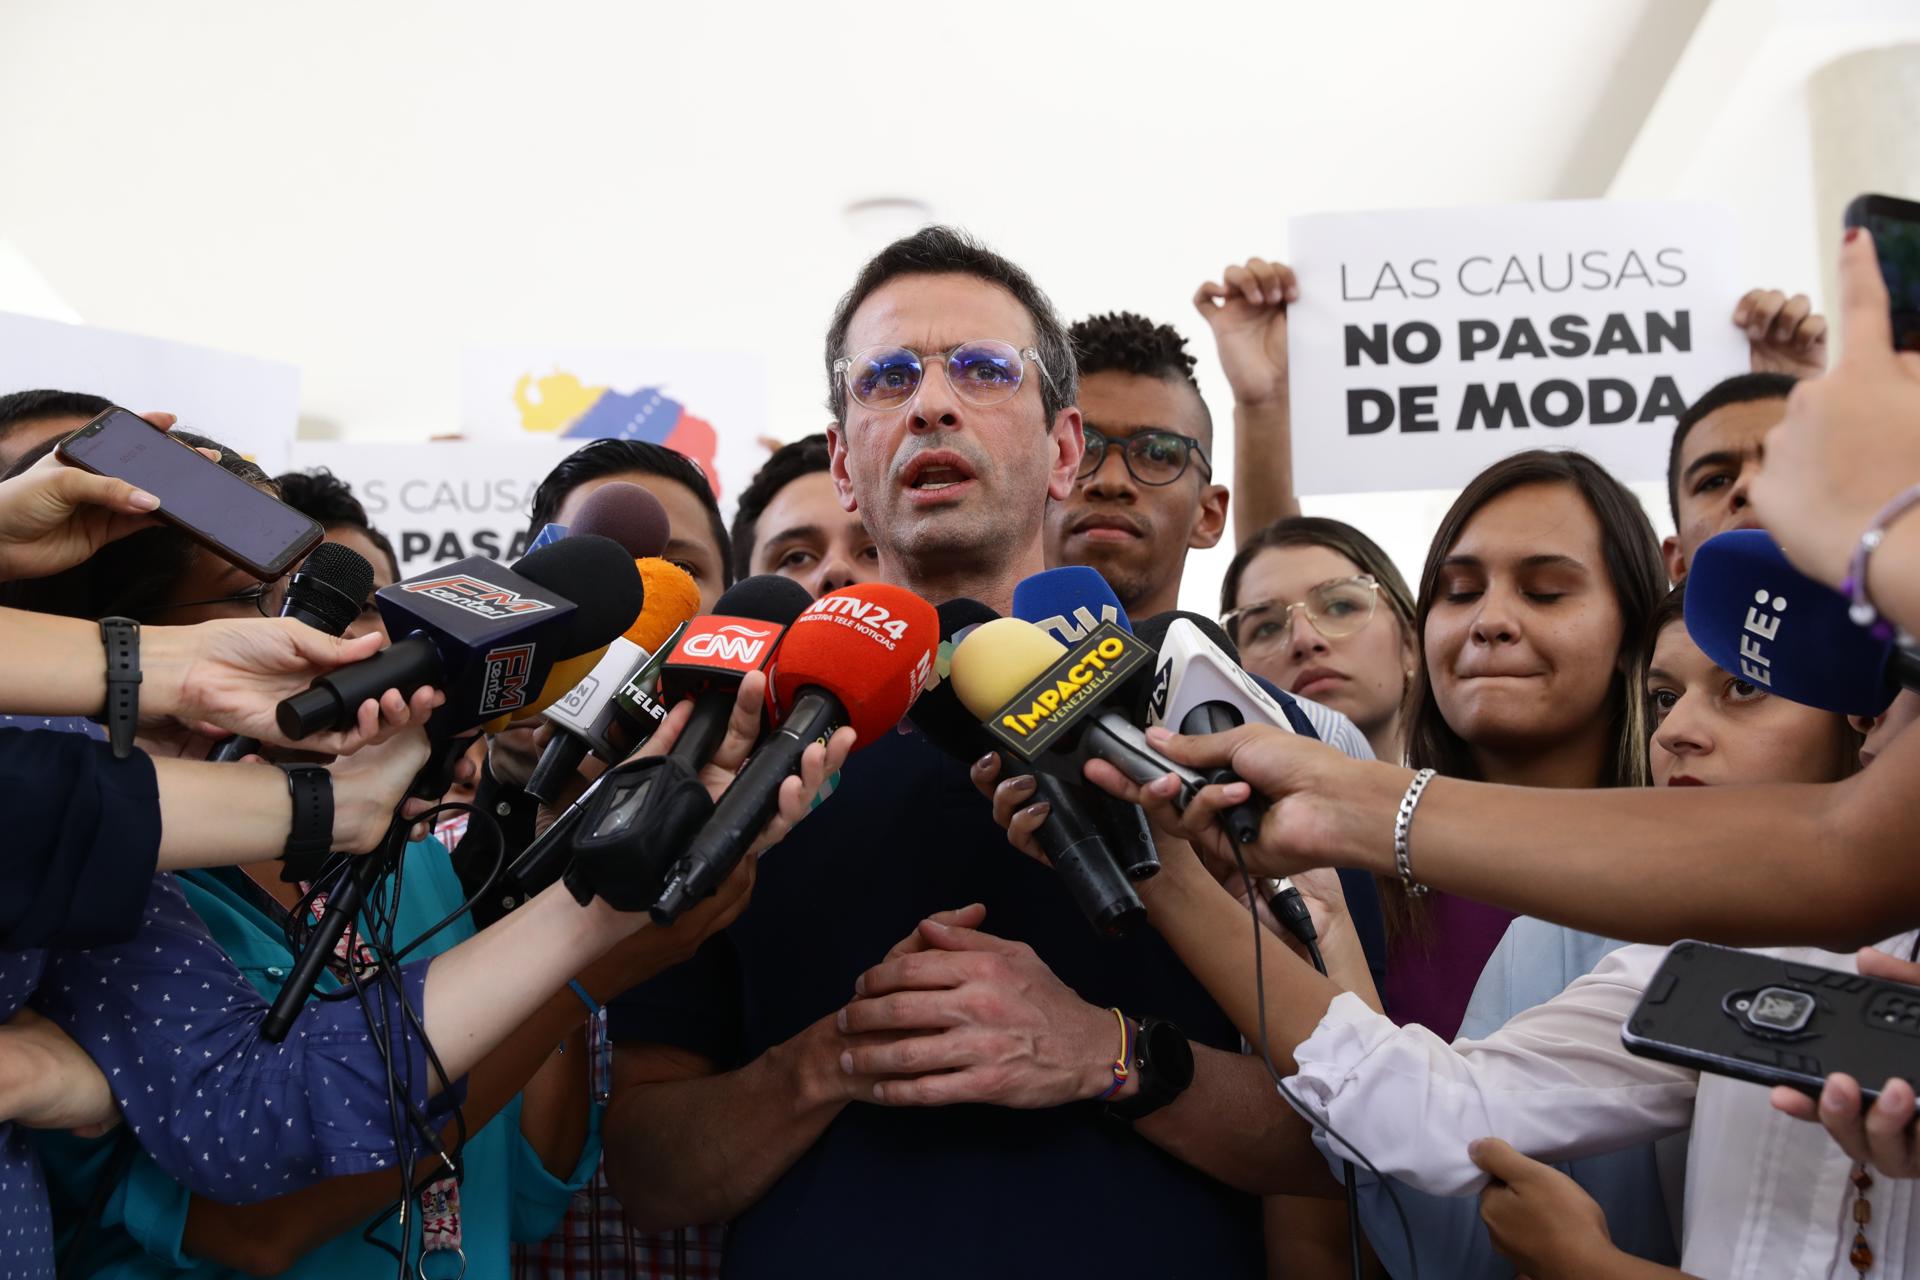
648, 583, 937, 924
1010, 566, 1159, 881
206, 542, 376, 764
1686, 529, 1920, 716
274, 535, 642, 740
524, 557, 703, 804
911, 597, 1146, 937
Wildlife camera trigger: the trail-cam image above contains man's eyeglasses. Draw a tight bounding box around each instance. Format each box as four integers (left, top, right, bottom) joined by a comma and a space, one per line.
1221, 575, 1381, 655
834, 339, 1050, 413
1078, 425, 1212, 488
154, 580, 287, 619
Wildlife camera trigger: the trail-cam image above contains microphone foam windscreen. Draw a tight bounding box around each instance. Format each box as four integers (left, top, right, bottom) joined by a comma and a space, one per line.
1684, 529, 1896, 716
950, 618, 1067, 718
569, 483, 672, 560
514, 534, 644, 656
1013, 566, 1133, 640
769, 583, 939, 744
290, 542, 376, 635
627, 558, 703, 651
909, 598, 1003, 760
713, 573, 816, 626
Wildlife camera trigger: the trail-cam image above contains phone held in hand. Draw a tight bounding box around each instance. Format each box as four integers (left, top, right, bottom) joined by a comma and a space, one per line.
55, 408, 321, 581
1623, 940, 1917, 1104
1844, 192, 1920, 353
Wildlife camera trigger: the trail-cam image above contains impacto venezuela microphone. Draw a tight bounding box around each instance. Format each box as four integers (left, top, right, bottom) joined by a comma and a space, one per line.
647, 582, 938, 924
1686, 529, 1920, 717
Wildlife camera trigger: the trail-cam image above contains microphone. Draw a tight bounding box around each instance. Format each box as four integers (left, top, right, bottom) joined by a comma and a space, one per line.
911, 598, 1146, 937
524, 558, 703, 803
274, 535, 642, 740
207, 542, 376, 764
1010, 567, 1160, 883
1686, 529, 1920, 716
567, 482, 672, 560
950, 617, 1201, 800
648, 583, 937, 924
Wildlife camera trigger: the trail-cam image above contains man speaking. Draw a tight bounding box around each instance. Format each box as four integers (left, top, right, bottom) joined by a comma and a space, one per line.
601, 229, 1330, 1276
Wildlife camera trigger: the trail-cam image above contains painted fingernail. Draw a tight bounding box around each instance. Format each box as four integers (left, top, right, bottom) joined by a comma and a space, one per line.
836, 1007, 848, 1031
128, 489, 160, 510
1846, 226, 1862, 244
872, 1083, 888, 1102
1019, 802, 1051, 823
839, 1051, 854, 1074
974, 753, 996, 772
1006, 774, 1035, 795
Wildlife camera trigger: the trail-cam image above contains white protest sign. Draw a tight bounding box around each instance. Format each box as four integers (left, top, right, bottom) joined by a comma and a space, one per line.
285, 439, 576, 577
0, 311, 300, 472
1285, 201, 1749, 496
458, 346, 767, 517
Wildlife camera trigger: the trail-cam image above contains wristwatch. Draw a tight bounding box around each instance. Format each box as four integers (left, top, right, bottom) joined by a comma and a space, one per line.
1105, 1017, 1195, 1122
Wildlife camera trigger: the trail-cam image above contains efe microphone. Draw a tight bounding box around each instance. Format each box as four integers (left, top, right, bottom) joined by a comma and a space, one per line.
207, 542, 376, 764
648, 582, 937, 924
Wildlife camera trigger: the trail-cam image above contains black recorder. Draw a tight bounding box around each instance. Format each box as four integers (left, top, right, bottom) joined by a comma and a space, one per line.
1622, 941, 1918, 1102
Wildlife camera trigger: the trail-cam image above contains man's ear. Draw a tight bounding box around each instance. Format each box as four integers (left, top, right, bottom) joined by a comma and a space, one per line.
827, 420, 858, 513
1661, 534, 1687, 585
1189, 485, 1229, 551
1046, 407, 1084, 503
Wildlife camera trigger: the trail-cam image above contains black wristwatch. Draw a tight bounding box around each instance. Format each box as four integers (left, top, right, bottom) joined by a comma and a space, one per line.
1105, 1017, 1195, 1122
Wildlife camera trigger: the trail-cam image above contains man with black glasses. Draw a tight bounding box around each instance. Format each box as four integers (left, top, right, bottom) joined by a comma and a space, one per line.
1045, 312, 1229, 620
602, 228, 1333, 1279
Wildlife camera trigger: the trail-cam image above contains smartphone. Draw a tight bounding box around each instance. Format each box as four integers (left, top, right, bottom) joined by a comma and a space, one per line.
1844, 193, 1920, 352
56, 408, 321, 581
1622, 940, 1916, 1103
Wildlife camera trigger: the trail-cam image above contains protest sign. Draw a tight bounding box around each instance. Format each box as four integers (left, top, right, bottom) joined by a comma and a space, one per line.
458, 346, 766, 515
285, 439, 575, 577
0, 311, 300, 472
1285, 201, 1749, 496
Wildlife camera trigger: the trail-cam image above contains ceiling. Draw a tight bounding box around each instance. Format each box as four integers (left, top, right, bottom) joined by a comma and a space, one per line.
3, 0, 1910, 612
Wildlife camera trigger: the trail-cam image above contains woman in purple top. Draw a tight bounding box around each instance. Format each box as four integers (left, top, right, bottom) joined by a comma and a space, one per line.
1380, 450, 1665, 1039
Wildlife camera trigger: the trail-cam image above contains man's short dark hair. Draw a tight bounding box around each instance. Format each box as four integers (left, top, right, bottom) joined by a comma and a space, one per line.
1667, 372, 1797, 522
730, 434, 831, 580
823, 225, 1078, 427
528, 438, 733, 585
0, 389, 111, 445
274, 466, 400, 581
1069, 311, 1212, 437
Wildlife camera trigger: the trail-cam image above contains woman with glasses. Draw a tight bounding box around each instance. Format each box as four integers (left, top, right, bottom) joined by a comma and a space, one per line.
1219, 518, 1417, 766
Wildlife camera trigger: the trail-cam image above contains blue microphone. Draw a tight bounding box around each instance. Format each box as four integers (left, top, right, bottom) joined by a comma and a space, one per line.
1685, 529, 1919, 716
1013, 566, 1133, 643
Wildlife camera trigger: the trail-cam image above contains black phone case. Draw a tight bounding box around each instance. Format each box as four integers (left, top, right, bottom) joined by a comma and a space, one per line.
1622, 940, 1917, 1103
56, 409, 321, 580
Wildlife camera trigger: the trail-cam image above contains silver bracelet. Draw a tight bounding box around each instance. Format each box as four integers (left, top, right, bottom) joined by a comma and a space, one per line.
1394, 768, 1438, 897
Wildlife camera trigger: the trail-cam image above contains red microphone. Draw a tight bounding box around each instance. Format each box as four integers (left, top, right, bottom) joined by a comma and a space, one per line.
650, 582, 938, 922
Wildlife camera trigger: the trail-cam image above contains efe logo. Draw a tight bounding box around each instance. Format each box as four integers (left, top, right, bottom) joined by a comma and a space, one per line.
404, 575, 554, 621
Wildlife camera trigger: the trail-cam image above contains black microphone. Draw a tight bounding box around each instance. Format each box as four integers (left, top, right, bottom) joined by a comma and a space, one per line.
207, 543, 376, 764
274, 536, 641, 741
909, 599, 1147, 938
1133, 611, 1271, 847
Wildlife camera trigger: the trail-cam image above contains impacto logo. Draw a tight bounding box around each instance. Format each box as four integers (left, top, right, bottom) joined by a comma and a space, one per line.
404, 575, 554, 621
986, 622, 1151, 757
479, 643, 536, 717
679, 622, 776, 666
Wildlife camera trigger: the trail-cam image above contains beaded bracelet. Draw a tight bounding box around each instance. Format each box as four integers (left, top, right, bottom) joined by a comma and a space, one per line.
1841, 482, 1920, 642
1097, 1007, 1134, 1101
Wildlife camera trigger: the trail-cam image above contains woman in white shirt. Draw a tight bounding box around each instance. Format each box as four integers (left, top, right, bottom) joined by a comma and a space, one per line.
1116, 587, 1904, 1279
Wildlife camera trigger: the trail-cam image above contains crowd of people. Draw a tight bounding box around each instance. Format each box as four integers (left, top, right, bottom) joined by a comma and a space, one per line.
1, 215, 1916, 1280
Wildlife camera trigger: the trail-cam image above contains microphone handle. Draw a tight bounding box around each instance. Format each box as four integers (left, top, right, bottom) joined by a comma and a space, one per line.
651, 688, 844, 924
668, 688, 739, 774
524, 732, 591, 807
1892, 643, 1920, 695
504, 768, 612, 900
277, 636, 444, 740
1082, 714, 1205, 801
1030, 773, 1144, 937
260, 731, 477, 1042
208, 600, 353, 763
1179, 701, 1270, 846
